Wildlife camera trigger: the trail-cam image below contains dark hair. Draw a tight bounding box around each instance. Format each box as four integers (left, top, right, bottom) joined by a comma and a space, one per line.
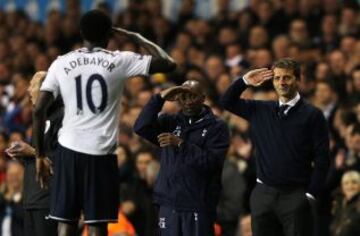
352, 122, 360, 136
135, 148, 157, 161
117, 144, 132, 160
341, 110, 357, 126
351, 65, 360, 75
80, 10, 112, 44
317, 80, 335, 91
272, 58, 301, 80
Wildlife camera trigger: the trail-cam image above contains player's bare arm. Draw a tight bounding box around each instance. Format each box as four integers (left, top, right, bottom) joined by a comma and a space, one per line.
112, 27, 176, 73
33, 91, 54, 188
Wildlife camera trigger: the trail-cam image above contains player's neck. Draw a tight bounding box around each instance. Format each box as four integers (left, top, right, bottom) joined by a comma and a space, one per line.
83, 41, 106, 50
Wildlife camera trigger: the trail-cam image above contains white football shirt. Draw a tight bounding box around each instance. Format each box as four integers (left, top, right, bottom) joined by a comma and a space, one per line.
40, 47, 151, 155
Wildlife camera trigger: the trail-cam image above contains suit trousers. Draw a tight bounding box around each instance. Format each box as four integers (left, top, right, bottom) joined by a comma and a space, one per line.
250, 183, 314, 236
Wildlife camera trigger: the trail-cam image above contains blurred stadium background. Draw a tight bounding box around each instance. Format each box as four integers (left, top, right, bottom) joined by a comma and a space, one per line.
0, 0, 359, 236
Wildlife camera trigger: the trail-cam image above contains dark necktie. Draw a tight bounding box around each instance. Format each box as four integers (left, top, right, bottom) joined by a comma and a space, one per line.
278, 104, 290, 118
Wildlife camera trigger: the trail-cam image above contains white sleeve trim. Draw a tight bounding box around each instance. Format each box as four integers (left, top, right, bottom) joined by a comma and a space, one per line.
39, 88, 58, 99
144, 55, 152, 75
242, 76, 249, 85
305, 193, 316, 200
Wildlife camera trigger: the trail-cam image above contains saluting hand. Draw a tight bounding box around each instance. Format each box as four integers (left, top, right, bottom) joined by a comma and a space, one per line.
157, 133, 183, 147
243, 68, 273, 87
160, 86, 189, 101
36, 157, 53, 189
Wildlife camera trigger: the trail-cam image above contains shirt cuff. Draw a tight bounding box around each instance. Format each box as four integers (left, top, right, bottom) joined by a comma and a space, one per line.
305, 193, 316, 201
242, 76, 249, 85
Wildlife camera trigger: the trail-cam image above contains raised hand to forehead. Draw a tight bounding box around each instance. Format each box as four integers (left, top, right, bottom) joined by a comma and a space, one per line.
160, 86, 189, 101
243, 68, 274, 87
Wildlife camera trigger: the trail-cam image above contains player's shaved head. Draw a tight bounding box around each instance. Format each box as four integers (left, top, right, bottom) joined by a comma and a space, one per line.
80, 10, 112, 44
182, 80, 205, 97
177, 80, 206, 116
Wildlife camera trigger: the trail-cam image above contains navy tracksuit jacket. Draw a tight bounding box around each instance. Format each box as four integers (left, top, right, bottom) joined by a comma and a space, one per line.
134, 94, 230, 217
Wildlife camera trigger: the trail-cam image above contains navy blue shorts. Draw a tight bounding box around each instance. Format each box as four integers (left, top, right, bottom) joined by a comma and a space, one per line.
158, 206, 215, 236
49, 144, 119, 224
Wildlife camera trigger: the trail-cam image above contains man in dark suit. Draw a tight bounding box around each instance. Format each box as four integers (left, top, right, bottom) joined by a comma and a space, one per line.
221, 58, 330, 236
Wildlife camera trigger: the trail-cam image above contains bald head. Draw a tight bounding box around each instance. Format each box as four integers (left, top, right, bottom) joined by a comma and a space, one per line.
177, 80, 205, 116
181, 80, 205, 97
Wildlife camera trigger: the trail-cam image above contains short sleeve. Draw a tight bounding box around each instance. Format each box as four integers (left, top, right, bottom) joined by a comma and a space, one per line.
40, 59, 60, 98
119, 51, 152, 78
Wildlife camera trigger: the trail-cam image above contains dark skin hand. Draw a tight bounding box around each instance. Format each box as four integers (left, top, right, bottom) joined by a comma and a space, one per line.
36, 157, 53, 189
157, 133, 183, 147
5, 140, 35, 159
160, 86, 190, 101
33, 91, 54, 188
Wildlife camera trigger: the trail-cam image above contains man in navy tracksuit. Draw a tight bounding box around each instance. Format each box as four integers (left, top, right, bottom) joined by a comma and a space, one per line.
221, 58, 330, 236
134, 80, 230, 236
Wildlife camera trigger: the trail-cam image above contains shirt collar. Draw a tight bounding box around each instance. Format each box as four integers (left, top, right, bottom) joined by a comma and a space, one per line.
279, 93, 301, 108
184, 106, 207, 125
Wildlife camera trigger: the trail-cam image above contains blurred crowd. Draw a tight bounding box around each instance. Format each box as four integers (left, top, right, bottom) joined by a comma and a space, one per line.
0, 0, 359, 236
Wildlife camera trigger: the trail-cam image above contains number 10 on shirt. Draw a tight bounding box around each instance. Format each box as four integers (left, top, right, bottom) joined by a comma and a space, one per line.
75, 74, 108, 115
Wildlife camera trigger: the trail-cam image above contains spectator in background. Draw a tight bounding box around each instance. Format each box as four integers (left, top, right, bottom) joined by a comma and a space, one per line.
217, 131, 255, 236
339, 35, 356, 60
331, 170, 360, 236
225, 43, 245, 68
116, 144, 134, 185
328, 50, 350, 104
314, 81, 338, 127
216, 73, 232, 97
333, 109, 357, 149
343, 123, 360, 172
349, 65, 360, 105
252, 48, 273, 69
120, 149, 157, 236
0, 161, 24, 236
315, 62, 331, 81
289, 19, 312, 49
248, 26, 269, 49
339, 5, 360, 37
272, 35, 291, 60
217, 26, 238, 52
315, 14, 339, 55
205, 55, 226, 83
